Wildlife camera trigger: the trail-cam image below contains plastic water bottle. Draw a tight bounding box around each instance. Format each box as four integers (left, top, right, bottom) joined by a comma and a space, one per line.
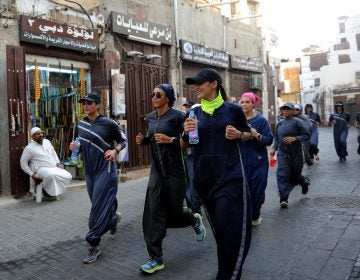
189, 109, 199, 144
71, 137, 81, 163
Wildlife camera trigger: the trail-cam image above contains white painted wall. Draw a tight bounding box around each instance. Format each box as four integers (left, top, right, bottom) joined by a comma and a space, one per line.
319, 62, 360, 87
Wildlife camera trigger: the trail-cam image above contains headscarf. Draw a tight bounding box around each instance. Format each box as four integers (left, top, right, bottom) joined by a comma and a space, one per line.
241, 92, 261, 107
156, 84, 176, 107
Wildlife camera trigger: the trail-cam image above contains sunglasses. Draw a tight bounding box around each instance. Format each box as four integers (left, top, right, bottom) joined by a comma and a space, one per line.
151, 92, 164, 99
82, 101, 95, 105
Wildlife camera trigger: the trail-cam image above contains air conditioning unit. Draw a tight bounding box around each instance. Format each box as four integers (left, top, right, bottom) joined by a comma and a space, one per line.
250, 74, 262, 89
355, 71, 360, 78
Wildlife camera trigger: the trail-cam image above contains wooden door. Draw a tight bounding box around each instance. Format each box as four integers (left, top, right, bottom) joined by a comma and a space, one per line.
7, 45, 29, 195
124, 61, 168, 168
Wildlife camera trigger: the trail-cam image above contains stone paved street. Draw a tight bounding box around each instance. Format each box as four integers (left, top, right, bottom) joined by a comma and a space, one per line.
0, 127, 360, 280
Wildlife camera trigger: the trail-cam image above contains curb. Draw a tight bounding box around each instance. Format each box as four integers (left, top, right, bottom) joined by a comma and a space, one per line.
0, 168, 150, 205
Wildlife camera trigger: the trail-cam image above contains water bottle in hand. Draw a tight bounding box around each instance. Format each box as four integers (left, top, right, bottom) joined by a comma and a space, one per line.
71, 137, 81, 163
189, 109, 199, 144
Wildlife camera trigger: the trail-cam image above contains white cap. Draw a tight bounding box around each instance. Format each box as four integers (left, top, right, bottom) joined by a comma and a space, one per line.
191, 103, 201, 109
31, 127, 42, 136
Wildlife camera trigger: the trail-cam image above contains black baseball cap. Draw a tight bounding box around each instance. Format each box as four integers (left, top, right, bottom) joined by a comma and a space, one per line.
183, 100, 195, 107
280, 102, 294, 110
185, 68, 222, 85
79, 93, 100, 104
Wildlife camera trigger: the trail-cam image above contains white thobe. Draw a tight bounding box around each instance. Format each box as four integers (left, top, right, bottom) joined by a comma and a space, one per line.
20, 139, 72, 196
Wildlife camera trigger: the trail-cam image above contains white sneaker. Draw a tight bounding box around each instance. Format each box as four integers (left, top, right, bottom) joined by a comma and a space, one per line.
252, 216, 263, 226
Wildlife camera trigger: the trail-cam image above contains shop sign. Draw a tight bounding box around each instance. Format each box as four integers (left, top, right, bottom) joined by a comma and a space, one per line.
180, 40, 229, 68
19, 15, 99, 54
110, 11, 173, 45
230, 55, 263, 73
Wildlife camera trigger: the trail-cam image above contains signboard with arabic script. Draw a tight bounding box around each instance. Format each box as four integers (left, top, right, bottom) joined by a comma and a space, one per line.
180, 40, 229, 69
230, 55, 263, 73
110, 11, 173, 45
19, 15, 99, 54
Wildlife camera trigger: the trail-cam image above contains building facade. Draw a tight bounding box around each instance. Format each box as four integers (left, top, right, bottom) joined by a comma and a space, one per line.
299, 15, 360, 123
0, 0, 265, 196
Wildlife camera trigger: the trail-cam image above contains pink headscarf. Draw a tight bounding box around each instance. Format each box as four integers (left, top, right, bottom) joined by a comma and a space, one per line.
241, 92, 261, 107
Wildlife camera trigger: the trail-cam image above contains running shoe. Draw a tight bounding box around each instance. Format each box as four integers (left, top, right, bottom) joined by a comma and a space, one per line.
193, 213, 206, 241
82, 246, 101, 264
140, 257, 164, 274
252, 216, 263, 226
280, 201, 288, 209
110, 211, 122, 235
301, 176, 310, 195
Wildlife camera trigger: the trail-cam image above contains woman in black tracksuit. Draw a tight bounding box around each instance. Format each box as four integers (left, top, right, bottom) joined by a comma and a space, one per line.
135, 84, 206, 275
183, 69, 252, 280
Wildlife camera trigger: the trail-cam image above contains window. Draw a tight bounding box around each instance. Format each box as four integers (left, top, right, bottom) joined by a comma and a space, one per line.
338, 54, 351, 64
356, 34, 360, 51
339, 22, 345, 33
26, 55, 91, 160
314, 78, 320, 87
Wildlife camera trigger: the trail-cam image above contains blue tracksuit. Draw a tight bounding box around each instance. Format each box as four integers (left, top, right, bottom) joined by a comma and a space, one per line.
329, 112, 350, 158
190, 102, 251, 280
273, 117, 310, 202
305, 112, 321, 157
77, 116, 127, 246
239, 114, 273, 221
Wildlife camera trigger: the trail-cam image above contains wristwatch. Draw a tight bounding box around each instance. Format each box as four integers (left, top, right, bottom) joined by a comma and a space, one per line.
171, 137, 176, 144
257, 133, 261, 139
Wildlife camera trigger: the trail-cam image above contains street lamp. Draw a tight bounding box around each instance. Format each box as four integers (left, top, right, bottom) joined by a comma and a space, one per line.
227, 14, 262, 22
64, 0, 94, 29
196, 0, 239, 9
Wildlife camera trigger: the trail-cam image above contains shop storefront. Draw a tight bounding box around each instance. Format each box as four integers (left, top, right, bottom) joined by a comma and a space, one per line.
229, 55, 263, 104
109, 11, 174, 169
180, 40, 229, 102
7, 15, 102, 195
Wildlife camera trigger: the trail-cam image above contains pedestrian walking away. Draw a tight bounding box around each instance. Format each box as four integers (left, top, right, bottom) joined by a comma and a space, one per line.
304, 104, 321, 161
294, 104, 314, 166
329, 101, 350, 162
69, 93, 127, 264
135, 84, 206, 275
239, 92, 273, 226
270, 102, 311, 208
20, 127, 72, 200
183, 68, 252, 280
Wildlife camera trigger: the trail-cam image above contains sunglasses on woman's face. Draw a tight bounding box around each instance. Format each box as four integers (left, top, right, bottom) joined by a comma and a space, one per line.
82, 101, 95, 105
151, 92, 164, 99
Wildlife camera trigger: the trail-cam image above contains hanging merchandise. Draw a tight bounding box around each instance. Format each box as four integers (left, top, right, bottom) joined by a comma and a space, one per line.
26, 57, 90, 161
34, 61, 41, 118
80, 67, 85, 97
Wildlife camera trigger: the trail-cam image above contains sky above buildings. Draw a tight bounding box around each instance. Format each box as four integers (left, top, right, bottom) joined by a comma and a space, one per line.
262, 0, 360, 58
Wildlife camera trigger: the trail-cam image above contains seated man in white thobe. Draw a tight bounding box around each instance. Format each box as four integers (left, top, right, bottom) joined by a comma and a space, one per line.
20, 127, 72, 198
